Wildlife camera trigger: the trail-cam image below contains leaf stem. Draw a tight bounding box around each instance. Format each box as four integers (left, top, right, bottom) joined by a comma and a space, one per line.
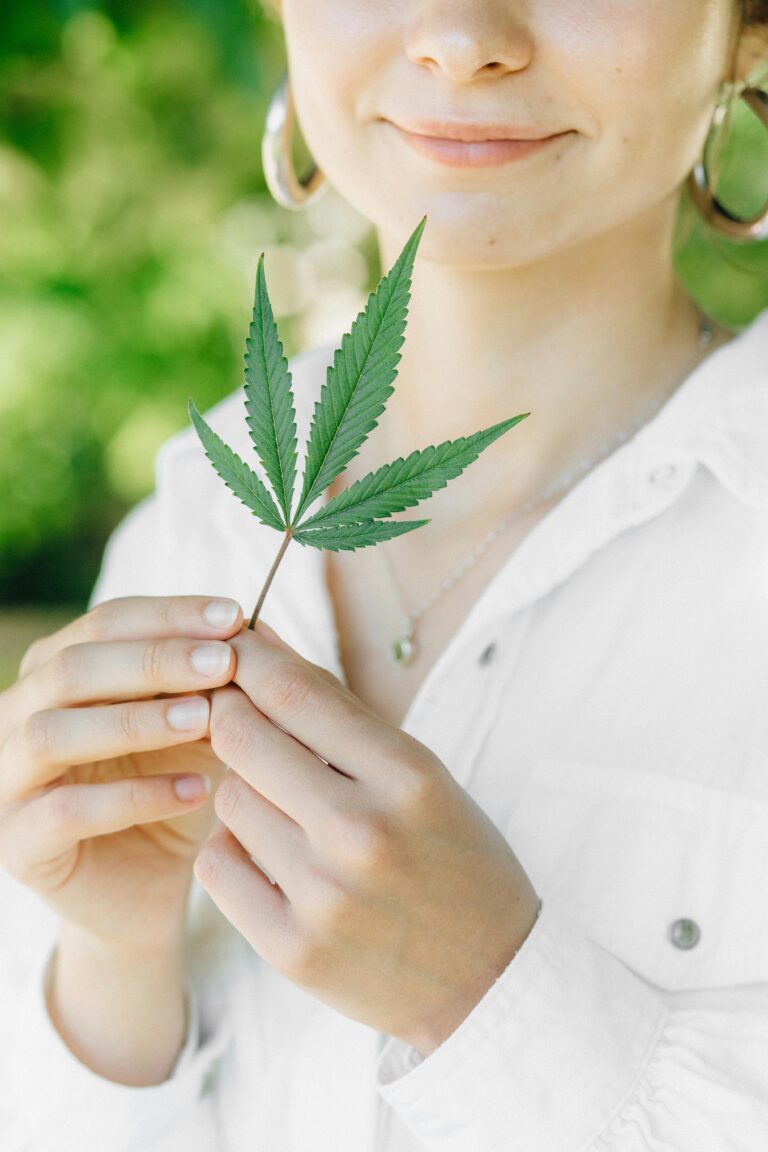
248, 530, 294, 629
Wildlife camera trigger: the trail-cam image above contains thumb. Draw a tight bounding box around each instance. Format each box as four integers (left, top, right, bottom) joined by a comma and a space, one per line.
249, 617, 296, 655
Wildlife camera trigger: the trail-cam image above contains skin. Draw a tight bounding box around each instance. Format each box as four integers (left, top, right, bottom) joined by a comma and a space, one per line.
275, 0, 766, 547
190, 1, 768, 1056
2, 2, 766, 1068
0, 597, 243, 956
197, 621, 542, 1055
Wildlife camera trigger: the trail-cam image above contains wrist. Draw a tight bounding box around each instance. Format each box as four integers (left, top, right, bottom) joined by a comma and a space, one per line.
50, 926, 189, 1086
57, 919, 187, 972
405, 897, 544, 1059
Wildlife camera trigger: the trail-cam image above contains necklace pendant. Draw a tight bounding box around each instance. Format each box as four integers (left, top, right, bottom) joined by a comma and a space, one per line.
392, 619, 418, 667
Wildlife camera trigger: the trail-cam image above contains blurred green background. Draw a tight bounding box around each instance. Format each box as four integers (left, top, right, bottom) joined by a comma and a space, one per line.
1, 0, 767, 688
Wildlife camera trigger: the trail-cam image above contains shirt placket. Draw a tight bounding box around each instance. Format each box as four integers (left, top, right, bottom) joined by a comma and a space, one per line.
400, 445, 686, 742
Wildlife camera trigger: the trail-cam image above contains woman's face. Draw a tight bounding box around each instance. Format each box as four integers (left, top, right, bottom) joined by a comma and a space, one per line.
276, 0, 745, 266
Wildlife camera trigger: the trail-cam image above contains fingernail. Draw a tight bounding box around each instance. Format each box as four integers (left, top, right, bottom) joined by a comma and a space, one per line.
190, 642, 232, 677
167, 698, 209, 731
203, 600, 240, 629
173, 774, 211, 801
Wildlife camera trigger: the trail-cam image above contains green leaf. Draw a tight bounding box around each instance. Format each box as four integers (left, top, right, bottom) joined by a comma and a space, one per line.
243, 253, 298, 523
295, 414, 530, 532
293, 517, 430, 553
188, 398, 286, 531
291, 215, 427, 525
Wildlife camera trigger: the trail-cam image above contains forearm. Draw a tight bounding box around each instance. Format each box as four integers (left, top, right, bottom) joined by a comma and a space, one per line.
46, 926, 189, 1087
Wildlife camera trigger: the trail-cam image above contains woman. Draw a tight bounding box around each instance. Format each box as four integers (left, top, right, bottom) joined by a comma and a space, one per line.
2, 2, 768, 1149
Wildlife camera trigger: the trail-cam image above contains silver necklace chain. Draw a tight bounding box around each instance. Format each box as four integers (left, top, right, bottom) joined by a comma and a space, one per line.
381, 311, 716, 667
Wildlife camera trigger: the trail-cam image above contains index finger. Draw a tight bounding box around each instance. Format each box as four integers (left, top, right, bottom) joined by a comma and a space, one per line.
18, 595, 244, 680
227, 626, 402, 782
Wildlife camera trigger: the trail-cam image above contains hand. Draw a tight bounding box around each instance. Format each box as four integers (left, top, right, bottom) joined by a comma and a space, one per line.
0, 595, 243, 957
194, 621, 541, 1057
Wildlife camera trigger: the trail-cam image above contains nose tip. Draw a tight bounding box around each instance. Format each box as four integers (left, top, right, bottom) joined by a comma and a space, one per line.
404, 12, 534, 83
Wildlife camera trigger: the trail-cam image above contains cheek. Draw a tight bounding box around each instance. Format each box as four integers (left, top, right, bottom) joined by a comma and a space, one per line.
549, 0, 732, 184
549, 0, 732, 82
276, 0, 736, 254
282, 1, 392, 176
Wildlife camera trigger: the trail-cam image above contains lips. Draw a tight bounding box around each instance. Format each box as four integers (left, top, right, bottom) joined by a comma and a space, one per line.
383, 119, 571, 169
387, 118, 564, 142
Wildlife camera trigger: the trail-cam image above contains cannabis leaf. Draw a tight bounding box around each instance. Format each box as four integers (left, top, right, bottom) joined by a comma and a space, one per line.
187, 400, 284, 532
291, 214, 426, 524
295, 422, 529, 534
292, 518, 432, 553
188, 214, 530, 630
243, 252, 298, 524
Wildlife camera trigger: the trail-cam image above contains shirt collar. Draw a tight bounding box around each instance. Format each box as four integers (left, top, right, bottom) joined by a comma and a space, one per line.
190, 306, 767, 671
627, 306, 768, 511
305, 306, 768, 510
206, 305, 768, 514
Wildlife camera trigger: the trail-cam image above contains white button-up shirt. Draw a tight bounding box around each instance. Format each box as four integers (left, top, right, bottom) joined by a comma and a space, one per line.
4, 309, 768, 1151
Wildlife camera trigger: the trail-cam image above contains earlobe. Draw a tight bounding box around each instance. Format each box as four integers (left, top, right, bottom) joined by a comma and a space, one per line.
734, 23, 768, 85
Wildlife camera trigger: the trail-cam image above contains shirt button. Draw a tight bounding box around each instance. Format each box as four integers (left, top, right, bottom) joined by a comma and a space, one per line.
668, 917, 701, 950
648, 463, 679, 485
478, 642, 497, 666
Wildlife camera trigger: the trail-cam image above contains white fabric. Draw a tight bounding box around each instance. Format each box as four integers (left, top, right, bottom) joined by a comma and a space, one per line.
3, 310, 768, 1151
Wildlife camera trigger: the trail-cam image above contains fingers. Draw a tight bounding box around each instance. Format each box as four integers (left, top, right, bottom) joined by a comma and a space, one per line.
209, 686, 352, 831
0, 772, 211, 886
193, 821, 297, 973
17, 635, 237, 713
211, 767, 310, 902
251, 619, 296, 655
18, 596, 244, 680
0, 695, 212, 804
226, 629, 401, 782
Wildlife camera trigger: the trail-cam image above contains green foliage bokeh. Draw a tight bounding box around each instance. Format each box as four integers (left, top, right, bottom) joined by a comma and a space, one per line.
0, 1, 766, 609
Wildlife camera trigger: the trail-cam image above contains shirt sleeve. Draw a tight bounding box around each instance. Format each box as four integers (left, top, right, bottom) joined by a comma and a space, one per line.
3, 935, 231, 1152
375, 893, 768, 1152
87, 491, 169, 609
1, 456, 233, 1152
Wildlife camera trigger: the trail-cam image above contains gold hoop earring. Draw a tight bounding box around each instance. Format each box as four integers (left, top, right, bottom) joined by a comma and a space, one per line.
686, 83, 768, 242
261, 71, 328, 211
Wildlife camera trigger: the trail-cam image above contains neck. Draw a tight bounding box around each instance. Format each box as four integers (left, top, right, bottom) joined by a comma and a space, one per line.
364, 197, 726, 529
